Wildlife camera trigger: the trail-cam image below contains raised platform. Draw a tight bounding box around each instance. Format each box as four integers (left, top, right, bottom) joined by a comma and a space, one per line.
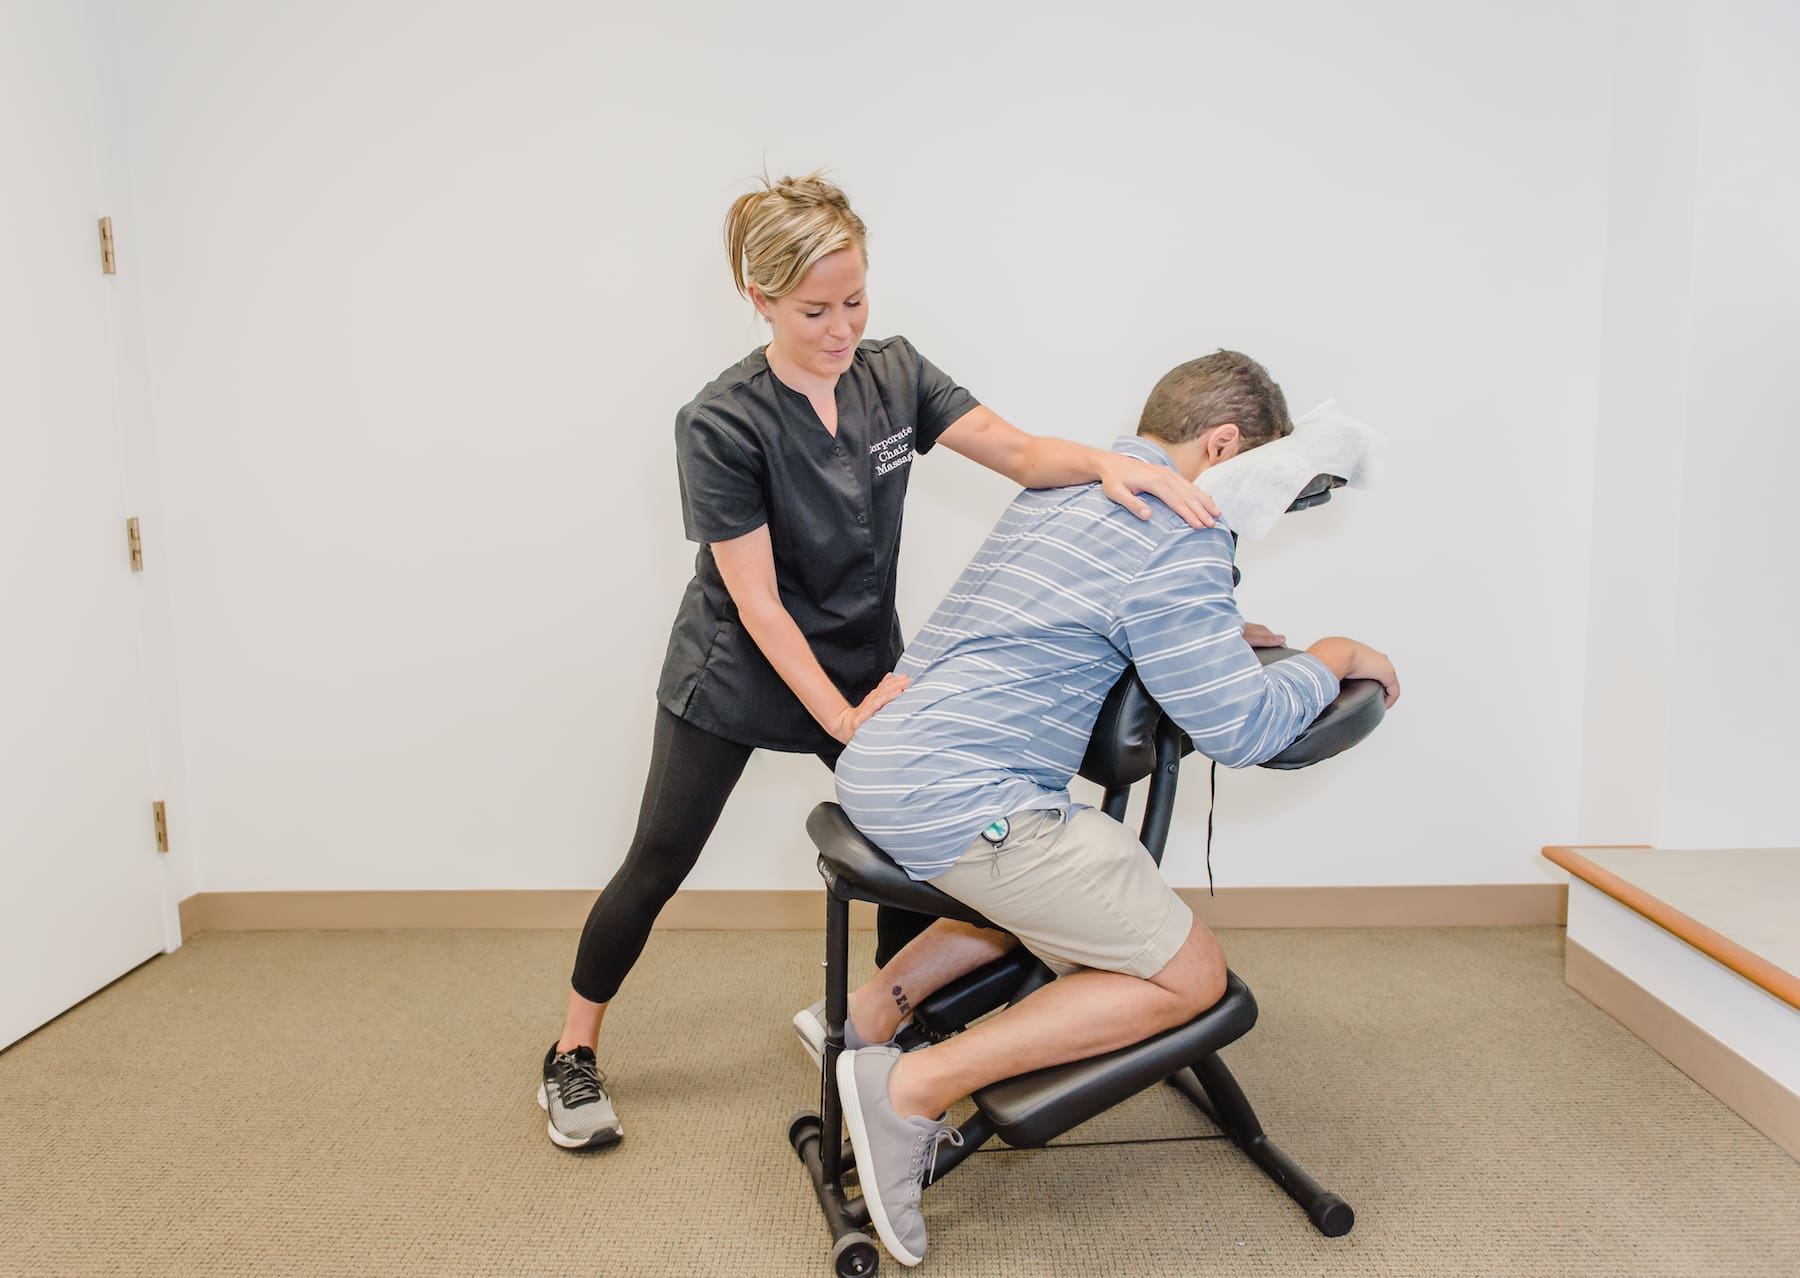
1544, 845, 1800, 1160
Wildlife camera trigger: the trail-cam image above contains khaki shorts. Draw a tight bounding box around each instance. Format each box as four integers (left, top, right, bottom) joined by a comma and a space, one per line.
931, 807, 1194, 979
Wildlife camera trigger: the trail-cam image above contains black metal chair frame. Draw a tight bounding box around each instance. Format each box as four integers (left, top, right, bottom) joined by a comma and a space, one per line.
790, 658, 1384, 1276
787, 474, 1378, 1276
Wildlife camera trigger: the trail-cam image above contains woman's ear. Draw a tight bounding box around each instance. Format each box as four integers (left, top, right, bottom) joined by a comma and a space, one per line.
749, 285, 771, 322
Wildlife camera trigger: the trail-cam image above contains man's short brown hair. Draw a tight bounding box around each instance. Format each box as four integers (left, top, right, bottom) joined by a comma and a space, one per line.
1137, 350, 1292, 450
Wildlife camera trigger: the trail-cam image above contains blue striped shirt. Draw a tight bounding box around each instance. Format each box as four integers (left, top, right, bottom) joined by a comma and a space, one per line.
836, 435, 1340, 879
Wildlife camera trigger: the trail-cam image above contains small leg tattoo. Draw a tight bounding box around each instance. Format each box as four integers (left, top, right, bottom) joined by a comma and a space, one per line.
892, 984, 912, 1018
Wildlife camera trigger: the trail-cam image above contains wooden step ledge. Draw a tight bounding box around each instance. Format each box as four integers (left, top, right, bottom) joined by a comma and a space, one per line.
1543, 845, 1800, 1013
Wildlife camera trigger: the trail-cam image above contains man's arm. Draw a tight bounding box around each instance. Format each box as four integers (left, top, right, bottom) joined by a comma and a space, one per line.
1113, 529, 1355, 767
1304, 637, 1401, 708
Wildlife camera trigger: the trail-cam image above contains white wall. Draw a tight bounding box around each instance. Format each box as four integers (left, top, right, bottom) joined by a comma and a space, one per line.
111, 0, 1620, 894
1658, 0, 1800, 847
1577, 0, 1703, 847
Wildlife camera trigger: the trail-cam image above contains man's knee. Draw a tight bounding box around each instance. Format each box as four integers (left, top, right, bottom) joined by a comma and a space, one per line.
1155, 922, 1228, 1022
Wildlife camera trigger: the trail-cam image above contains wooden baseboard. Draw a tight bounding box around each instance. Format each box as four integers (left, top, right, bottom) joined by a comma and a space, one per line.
176, 890, 884, 939
177, 882, 1566, 940
1565, 939, 1800, 1161
1177, 883, 1565, 928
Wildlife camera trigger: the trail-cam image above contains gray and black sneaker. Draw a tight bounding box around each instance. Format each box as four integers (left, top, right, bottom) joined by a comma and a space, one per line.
836, 1045, 963, 1268
537, 1044, 623, 1150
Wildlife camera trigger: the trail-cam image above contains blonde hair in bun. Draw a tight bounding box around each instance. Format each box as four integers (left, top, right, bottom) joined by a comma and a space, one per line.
725, 170, 868, 301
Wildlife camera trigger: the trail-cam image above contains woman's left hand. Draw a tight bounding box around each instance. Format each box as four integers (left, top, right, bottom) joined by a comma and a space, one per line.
1098, 455, 1219, 529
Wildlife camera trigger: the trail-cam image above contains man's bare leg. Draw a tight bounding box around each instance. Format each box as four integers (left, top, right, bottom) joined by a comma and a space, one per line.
884, 919, 1227, 1120
846, 919, 1019, 1043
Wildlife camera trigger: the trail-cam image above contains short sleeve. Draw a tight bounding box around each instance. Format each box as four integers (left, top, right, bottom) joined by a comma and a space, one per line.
899, 337, 980, 454
675, 408, 768, 545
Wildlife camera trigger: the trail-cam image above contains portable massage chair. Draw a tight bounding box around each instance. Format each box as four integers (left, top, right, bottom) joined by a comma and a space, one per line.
787, 474, 1385, 1276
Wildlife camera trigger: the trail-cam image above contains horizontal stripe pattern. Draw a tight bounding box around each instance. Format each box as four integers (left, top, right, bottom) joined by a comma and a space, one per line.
838, 436, 1339, 878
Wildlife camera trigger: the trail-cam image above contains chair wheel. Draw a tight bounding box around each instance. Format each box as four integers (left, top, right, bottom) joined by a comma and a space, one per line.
831, 1231, 879, 1277
787, 1108, 820, 1150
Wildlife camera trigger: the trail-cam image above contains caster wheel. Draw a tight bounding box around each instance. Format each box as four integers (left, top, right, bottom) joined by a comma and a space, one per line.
831, 1231, 879, 1277
787, 1108, 820, 1150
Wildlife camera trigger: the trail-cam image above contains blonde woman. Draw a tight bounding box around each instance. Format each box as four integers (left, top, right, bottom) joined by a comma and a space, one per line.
538, 172, 1217, 1149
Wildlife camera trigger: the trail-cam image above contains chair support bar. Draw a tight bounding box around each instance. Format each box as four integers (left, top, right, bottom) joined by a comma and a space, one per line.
1168, 1061, 1354, 1237
1138, 717, 1185, 867
818, 889, 853, 1187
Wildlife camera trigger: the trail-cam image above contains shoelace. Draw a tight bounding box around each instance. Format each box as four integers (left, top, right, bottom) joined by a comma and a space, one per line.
557, 1053, 608, 1108
912, 1126, 965, 1198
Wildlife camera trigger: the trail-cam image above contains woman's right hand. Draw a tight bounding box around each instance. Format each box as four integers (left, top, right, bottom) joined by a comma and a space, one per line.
832, 672, 910, 743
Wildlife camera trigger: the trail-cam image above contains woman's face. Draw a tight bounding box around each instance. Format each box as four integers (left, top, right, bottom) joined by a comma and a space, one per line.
755, 247, 868, 381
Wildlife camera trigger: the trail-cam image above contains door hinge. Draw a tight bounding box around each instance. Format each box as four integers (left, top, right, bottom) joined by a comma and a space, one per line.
153, 801, 169, 853
99, 217, 117, 275
127, 517, 144, 571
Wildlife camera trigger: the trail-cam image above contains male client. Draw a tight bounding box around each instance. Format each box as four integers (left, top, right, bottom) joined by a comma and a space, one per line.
811, 350, 1399, 1267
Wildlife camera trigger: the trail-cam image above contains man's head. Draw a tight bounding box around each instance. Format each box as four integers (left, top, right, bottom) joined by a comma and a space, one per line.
1138, 350, 1292, 478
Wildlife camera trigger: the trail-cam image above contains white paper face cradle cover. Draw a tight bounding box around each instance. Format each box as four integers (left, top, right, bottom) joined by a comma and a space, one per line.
1196, 400, 1387, 541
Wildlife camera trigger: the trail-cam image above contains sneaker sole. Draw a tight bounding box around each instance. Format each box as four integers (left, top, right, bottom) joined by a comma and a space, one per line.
835, 1052, 925, 1268
536, 1084, 623, 1150
792, 1009, 825, 1070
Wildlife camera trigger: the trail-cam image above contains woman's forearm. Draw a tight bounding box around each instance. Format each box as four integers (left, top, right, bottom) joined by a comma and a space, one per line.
1009, 435, 1113, 489
937, 407, 1214, 528
711, 526, 857, 740
735, 596, 854, 740
937, 408, 1113, 490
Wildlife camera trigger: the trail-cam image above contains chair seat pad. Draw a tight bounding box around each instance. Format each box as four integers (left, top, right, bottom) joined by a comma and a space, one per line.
971, 972, 1259, 1148
806, 803, 993, 928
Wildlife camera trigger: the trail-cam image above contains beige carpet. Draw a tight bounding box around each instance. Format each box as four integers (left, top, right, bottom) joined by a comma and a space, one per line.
2, 926, 1797, 1277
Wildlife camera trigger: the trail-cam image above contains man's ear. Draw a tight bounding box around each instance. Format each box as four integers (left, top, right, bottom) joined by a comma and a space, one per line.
1208, 422, 1242, 462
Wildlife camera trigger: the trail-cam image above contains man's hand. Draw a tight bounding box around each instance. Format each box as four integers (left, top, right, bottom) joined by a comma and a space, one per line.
831, 672, 910, 744
1348, 646, 1400, 708
1097, 454, 1220, 530
1307, 637, 1401, 709
1243, 622, 1287, 648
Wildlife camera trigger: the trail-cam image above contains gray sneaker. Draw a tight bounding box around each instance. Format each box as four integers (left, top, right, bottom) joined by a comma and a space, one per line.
537, 1044, 623, 1150
792, 998, 889, 1069
836, 1045, 963, 1268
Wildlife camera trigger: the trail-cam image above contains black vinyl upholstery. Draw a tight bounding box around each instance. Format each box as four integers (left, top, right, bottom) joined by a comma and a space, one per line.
804, 583, 1386, 1154
813, 651, 1386, 911
1252, 646, 1389, 770
794, 477, 1367, 1244
1078, 647, 1386, 790
1077, 667, 1165, 789
806, 802, 992, 925
1067, 466, 1362, 785
1288, 472, 1346, 512
971, 972, 1258, 1147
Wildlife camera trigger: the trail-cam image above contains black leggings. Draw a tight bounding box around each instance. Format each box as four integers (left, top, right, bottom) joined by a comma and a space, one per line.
570, 704, 937, 1004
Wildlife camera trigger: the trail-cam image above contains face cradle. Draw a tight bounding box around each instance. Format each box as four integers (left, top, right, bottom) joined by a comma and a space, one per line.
755, 247, 869, 384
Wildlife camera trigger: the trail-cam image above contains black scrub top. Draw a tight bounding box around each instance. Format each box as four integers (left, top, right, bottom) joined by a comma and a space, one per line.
656, 335, 980, 753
